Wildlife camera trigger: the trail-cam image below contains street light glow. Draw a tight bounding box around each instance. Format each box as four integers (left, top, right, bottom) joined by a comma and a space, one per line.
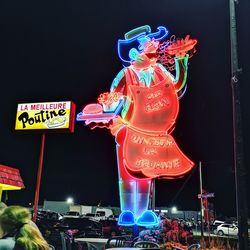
171, 206, 177, 213
66, 197, 74, 204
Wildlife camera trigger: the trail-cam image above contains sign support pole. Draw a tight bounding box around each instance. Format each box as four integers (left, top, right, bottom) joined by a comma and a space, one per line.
229, 1, 249, 249
32, 132, 46, 222
205, 198, 211, 241
199, 161, 204, 238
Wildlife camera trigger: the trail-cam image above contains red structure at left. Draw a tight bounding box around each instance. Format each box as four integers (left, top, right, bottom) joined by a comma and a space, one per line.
0, 164, 25, 200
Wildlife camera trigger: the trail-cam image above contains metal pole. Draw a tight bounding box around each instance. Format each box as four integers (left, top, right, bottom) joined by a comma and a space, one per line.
152, 178, 155, 212
229, 1, 249, 249
199, 161, 204, 238
205, 199, 211, 242
32, 133, 46, 222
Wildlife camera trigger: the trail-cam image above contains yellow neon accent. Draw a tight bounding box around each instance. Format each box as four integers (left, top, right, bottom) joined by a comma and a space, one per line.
0, 184, 23, 190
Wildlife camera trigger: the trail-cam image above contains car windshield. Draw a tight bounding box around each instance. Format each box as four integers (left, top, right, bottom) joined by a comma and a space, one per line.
66, 211, 79, 215
96, 211, 105, 216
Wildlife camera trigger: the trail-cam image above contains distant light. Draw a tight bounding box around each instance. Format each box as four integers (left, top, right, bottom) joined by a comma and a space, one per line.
161, 209, 168, 213
66, 197, 74, 204
171, 206, 177, 213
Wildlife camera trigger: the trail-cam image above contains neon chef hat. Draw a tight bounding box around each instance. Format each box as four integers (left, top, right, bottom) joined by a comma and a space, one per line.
117, 25, 169, 63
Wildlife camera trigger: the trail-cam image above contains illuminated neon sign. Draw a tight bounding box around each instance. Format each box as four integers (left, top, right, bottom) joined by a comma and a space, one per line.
77, 25, 197, 226
117, 25, 169, 63
15, 101, 75, 132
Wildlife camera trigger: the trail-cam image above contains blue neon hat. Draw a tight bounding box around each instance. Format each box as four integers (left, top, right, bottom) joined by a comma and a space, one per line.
117, 25, 169, 63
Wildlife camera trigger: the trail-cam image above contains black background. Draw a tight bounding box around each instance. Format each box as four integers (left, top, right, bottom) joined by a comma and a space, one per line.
0, 0, 249, 217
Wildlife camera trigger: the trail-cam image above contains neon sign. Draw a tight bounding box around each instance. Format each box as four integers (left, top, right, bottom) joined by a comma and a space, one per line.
15, 101, 75, 132
77, 25, 197, 226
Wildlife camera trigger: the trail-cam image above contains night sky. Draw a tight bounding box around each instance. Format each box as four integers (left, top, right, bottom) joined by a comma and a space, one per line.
0, 1, 249, 217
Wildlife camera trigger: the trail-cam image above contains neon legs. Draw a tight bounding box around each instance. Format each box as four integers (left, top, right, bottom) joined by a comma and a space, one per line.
116, 127, 159, 226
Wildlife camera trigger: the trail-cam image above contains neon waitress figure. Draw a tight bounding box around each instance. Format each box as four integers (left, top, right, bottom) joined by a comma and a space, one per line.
79, 25, 197, 226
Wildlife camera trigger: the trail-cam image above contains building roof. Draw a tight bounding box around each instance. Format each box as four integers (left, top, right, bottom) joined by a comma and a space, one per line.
0, 164, 25, 190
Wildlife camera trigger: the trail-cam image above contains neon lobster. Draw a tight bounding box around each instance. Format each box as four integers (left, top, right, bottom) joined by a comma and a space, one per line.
77, 25, 197, 226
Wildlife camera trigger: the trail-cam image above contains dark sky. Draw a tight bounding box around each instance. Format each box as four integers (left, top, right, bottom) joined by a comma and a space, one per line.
0, 1, 249, 217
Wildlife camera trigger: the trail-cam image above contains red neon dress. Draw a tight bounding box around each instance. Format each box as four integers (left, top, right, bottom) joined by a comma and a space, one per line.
116, 65, 194, 180
114, 64, 194, 219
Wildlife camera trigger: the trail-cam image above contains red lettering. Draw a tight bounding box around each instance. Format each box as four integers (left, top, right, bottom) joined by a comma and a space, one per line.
30, 104, 37, 110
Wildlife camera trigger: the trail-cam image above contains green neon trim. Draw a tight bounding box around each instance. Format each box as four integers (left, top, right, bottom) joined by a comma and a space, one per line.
121, 97, 131, 118
124, 25, 151, 40
175, 54, 189, 92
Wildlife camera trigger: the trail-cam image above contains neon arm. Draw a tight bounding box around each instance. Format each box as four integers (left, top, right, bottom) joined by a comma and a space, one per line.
173, 54, 189, 92
110, 69, 126, 93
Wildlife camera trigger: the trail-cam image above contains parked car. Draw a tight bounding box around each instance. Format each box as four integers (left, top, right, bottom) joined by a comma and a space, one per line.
185, 220, 195, 228
216, 223, 238, 236
57, 217, 103, 238
63, 211, 80, 218
95, 208, 114, 218
33, 209, 63, 233
211, 220, 225, 234
83, 213, 102, 221
99, 219, 125, 237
